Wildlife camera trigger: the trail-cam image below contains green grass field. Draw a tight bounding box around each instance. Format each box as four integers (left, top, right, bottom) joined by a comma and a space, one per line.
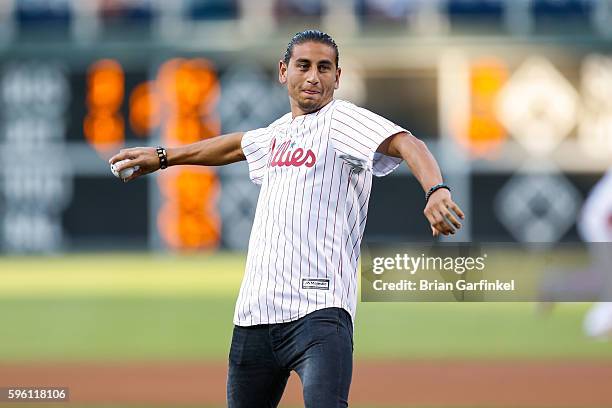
0, 253, 611, 362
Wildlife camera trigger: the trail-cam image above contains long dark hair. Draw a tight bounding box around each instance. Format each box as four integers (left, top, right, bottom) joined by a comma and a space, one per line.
283, 30, 339, 67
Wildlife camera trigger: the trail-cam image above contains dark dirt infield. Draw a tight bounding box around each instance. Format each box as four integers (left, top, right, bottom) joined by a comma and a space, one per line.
1, 360, 612, 406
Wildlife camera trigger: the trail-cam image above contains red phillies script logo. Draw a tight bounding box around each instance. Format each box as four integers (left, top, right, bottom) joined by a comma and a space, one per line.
268, 138, 316, 168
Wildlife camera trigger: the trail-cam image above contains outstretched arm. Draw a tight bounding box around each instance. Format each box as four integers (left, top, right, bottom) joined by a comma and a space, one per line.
108, 132, 246, 182
378, 131, 465, 237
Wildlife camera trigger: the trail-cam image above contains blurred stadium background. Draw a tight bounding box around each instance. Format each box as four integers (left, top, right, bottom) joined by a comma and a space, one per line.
0, 0, 612, 407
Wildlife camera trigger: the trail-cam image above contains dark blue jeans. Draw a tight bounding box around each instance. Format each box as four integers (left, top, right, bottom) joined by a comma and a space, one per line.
227, 307, 354, 408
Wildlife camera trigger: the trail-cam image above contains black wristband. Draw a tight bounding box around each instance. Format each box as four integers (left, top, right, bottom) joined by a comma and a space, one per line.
425, 183, 451, 203
156, 146, 168, 170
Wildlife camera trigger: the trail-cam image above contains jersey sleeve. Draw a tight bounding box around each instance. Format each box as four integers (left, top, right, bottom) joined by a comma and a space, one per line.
329, 101, 408, 177
241, 127, 273, 185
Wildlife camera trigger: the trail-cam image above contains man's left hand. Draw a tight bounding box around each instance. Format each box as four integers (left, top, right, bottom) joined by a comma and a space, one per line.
423, 189, 465, 237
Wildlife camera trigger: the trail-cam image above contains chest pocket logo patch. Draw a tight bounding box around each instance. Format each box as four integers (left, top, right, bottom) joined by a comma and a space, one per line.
339, 154, 367, 174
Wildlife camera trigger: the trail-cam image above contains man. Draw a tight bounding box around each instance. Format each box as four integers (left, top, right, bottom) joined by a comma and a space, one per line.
110, 30, 464, 408
539, 168, 612, 338
578, 168, 612, 339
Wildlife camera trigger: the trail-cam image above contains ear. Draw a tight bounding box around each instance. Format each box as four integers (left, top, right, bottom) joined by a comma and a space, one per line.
334, 67, 342, 90
279, 60, 288, 85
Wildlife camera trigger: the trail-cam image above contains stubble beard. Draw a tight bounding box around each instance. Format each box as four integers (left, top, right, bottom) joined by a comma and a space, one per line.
297, 92, 332, 114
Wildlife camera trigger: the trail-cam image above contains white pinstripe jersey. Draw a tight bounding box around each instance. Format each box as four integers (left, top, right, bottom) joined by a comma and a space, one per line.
234, 99, 407, 326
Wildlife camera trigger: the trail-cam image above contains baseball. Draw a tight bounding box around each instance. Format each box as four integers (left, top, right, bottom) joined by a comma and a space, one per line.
110, 159, 140, 180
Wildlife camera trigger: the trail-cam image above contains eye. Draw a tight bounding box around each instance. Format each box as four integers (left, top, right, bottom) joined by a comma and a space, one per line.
298, 63, 309, 70
319, 65, 331, 72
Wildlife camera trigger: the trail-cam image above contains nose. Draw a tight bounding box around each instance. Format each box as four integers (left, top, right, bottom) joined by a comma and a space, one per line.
306, 67, 319, 84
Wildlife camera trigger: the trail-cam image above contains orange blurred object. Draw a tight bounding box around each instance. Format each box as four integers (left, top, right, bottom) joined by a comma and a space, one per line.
87, 59, 124, 111
84, 113, 124, 149
156, 59, 222, 250
129, 81, 160, 136
157, 168, 220, 251
463, 59, 509, 157
85, 59, 125, 153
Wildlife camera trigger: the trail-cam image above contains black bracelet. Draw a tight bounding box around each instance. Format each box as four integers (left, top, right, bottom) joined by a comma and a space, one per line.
425, 183, 451, 203
156, 146, 168, 170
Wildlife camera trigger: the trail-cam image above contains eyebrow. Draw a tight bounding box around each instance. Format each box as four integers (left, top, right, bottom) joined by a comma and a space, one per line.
295, 58, 334, 66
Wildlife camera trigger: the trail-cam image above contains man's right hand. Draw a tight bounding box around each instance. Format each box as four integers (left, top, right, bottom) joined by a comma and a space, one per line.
109, 147, 160, 182
108, 132, 246, 182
